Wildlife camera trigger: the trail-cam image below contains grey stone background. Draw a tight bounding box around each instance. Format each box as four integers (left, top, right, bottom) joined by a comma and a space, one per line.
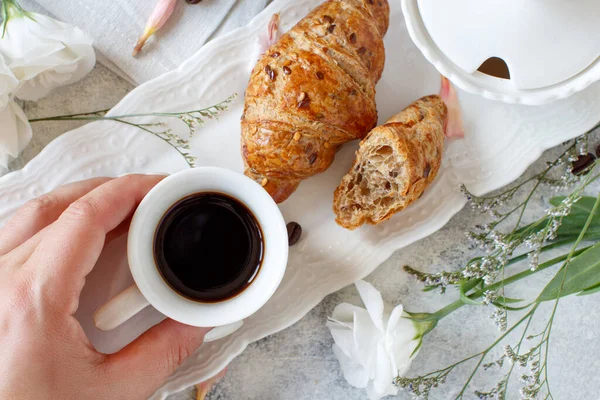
13, 64, 600, 400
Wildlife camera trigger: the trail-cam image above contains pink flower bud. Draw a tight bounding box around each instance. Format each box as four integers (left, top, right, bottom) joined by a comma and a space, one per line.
267, 13, 280, 47
133, 0, 177, 56
258, 13, 281, 55
195, 368, 227, 400
439, 75, 465, 139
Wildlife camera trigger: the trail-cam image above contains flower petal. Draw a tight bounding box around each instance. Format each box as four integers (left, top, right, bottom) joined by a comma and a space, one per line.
0, 101, 32, 173
355, 280, 385, 333
330, 302, 363, 328
326, 322, 356, 360
0, 55, 18, 109
352, 308, 381, 377
388, 314, 421, 375
0, 12, 95, 101
371, 339, 397, 397
332, 344, 369, 388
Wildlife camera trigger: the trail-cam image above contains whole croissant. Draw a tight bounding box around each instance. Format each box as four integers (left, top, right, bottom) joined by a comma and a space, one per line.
241, 0, 390, 203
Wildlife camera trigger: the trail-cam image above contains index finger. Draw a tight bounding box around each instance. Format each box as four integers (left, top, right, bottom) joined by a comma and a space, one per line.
25, 174, 166, 314
0, 177, 112, 255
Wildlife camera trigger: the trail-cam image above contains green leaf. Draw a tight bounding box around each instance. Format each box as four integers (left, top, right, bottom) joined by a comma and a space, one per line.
461, 278, 481, 293
513, 196, 600, 242
495, 296, 524, 304
548, 196, 600, 241
491, 296, 526, 310
550, 196, 598, 214
459, 281, 483, 305
537, 241, 600, 302
577, 283, 600, 297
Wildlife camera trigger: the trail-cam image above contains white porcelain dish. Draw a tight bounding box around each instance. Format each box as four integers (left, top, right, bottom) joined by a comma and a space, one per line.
0, 0, 599, 398
401, 0, 600, 105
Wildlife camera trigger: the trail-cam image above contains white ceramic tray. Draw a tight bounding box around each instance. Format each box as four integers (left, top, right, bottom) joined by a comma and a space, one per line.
1, 0, 599, 398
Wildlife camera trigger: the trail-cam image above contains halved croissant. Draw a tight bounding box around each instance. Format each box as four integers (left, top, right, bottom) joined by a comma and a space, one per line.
241, 0, 390, 203
333, 95, 447, 229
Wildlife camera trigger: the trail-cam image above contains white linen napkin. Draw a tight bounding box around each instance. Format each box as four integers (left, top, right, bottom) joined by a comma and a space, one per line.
18, 0, 270, 85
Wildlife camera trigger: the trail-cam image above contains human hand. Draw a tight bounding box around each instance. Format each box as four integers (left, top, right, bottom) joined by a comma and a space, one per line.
0, 175, 216, 399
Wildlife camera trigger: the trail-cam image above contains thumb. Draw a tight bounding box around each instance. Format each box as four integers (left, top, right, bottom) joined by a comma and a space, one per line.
103, 319, 211, 399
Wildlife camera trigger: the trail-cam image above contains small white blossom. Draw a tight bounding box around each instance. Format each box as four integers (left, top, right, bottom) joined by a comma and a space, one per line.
327, 280, 423, 400
0, 7, 95, 101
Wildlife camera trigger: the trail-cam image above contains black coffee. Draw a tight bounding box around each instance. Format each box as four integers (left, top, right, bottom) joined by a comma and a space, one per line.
153, 192, 263, 302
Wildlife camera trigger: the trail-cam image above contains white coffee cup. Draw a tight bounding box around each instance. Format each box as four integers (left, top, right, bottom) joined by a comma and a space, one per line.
93, 167, 288, 342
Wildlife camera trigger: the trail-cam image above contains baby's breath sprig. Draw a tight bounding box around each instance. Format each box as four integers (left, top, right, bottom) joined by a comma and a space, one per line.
405, 122, 600, 294
29, 94, 238, 168
398, 122, 600, 399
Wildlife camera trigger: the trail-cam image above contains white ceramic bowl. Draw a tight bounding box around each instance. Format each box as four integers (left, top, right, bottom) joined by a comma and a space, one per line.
401, 0, 600, 105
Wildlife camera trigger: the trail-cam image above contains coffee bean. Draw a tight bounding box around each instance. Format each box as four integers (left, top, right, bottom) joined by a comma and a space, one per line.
596, 144, 600, 158
185, 0, 202, 3
287, 222, 302, 246
571, 153, 596, 175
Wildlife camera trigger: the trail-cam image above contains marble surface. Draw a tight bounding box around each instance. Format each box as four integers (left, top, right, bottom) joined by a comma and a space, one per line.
12, 64, 600, 400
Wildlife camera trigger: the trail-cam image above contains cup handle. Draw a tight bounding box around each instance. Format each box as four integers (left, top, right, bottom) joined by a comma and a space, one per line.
94, 284, 150, 331
94, 285, 244, 340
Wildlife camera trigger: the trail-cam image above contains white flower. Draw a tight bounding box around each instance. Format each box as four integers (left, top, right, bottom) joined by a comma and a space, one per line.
0, 54, 18, 108
0, 101, 32, 173
326, 280, 423, 400
0, 6, 95, 101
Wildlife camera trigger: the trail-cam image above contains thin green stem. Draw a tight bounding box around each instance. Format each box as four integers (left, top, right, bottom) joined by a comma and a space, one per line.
511, 166, 555, 233
502, 311, 535, 396
471, 139, 577, 205
417, 353, 481, 379
30, 115, 114, 122
454, 305, 539, 399
113, 118, 193, 167
28, 109, 111, 122
28, 95, 236, 123
1, 0, 9, 38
